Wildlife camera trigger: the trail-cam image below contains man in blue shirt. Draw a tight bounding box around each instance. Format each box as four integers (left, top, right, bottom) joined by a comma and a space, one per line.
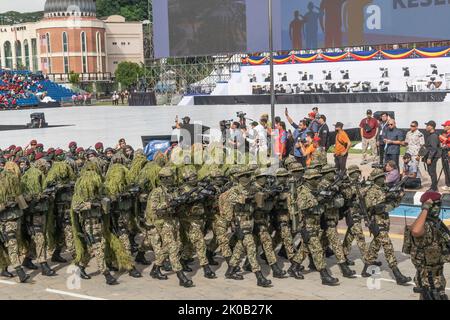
383, 119, 404, 168
285, 108, 310, 166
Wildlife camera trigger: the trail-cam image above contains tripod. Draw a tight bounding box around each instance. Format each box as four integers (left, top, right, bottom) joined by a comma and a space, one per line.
437, 148, 450, 186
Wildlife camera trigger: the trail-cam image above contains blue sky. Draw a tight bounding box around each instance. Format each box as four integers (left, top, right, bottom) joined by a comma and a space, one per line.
0, 0, 46, 13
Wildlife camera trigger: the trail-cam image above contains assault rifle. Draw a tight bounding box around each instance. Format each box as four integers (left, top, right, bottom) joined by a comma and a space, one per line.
318, 175, 343, 198
350, 177, 380, 236
386, 176, 408, 201
289, 179, 299, 233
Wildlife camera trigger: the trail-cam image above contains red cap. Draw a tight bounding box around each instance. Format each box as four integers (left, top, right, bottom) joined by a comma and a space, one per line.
420, 191, 442, 203
308, 112, 316, 118
25, 149, 34, 156
54, 149, 64, 156
14, 146, 22, 152
95, 142, 103, 149
34, 152, 45, 160
68, 141, 77, 148
30, 140, 37, 145
76, 147, 84, 153
442, 120, 450, 127
8, 145, 16, 151
313, 137, 321, 142
47, 148, 55, 154
36, 143, 44, 148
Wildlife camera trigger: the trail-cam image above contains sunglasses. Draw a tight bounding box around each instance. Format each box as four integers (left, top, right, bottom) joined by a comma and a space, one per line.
388, 124, 395, 126
410, 125, 417, 127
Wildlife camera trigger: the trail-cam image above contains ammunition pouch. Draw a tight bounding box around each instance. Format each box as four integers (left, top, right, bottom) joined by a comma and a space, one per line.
234, 226, 245, 241
0, 206, 23, 222
333, 196, 345, 209
368, 219, 381, 237
345, 211, 355, 228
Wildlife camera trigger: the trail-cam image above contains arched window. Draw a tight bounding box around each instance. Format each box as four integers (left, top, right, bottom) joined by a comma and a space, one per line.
23, 40, 30, 69
15, 40, 22, 68
63, 32, 69, 73
80, 31, 87, 73
96, 32, 102, 72
4, 41, 12, 69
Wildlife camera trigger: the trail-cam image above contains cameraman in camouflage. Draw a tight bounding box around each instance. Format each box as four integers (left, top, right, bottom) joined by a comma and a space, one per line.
317, 164, 356, 278
362, 169, 411, 285
405, 191, 449, 300
148, 167, 194, 288
297, 169, 340, 286
226, 167, 272, 287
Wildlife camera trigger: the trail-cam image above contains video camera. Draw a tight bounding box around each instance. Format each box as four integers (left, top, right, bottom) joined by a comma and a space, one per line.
371, 163, 385, 169
236, 111, 247, 119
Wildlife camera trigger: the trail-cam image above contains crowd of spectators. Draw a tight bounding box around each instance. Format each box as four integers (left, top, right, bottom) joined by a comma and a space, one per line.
0, 71, 45, 110
71, 93, 93, 106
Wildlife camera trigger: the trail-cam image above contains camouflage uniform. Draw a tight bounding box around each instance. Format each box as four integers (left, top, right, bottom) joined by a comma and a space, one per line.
317, 165, 347, 265
341, 165, 368, 263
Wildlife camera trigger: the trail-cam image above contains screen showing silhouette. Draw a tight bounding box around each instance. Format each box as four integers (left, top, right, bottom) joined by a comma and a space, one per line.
153, 0, 450, 58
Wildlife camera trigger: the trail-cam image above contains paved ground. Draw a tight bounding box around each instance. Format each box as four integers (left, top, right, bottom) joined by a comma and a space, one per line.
0, 226, 447, 300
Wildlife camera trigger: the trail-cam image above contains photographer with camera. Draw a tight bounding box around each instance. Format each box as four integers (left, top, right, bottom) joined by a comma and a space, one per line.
297, 132, 319, 167
359, 109, 379, 165
285, 108, 310, 166
402, 153, 422, 189
439, 120, 450, 191
405, 191, 449, 300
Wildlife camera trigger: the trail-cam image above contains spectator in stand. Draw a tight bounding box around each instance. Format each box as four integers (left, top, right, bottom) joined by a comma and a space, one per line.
317, 114, 330, 151
404, 120, 425, 161
383, 119, 404, 168
334, 122, 351, 176
285, 108, 310, 166
359, 109, 379, 165
377, 112, 389, 165
385, 160, 400, 188
274, 121, 288, 161
307, 111, 320, 133
423, 120, 442, 192
439, 120, 450, 191
401, 153, 422, 189
298, 132, 318, 166
254, 115, 269, 154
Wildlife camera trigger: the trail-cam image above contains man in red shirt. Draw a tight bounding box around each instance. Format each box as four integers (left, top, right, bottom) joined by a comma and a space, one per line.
359, 109, 379, 165
439, 120, 450, 191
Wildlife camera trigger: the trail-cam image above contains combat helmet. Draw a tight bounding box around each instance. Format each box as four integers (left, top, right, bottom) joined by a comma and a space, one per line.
182, 167, 197, 180
289, 162, 304, 172
254, 167, 269, 178
284, 156, 297, 170
234, 166, 253, 178
347, 165, 361, 175
303, 169, 322, 180
210, 168, 224, 179
275, 168, 290, 177
309, 159, 323, 170
368, 168, 385, 181
159, 167, 174, 178
227, 165, 242, 177
320, 164, 336, 174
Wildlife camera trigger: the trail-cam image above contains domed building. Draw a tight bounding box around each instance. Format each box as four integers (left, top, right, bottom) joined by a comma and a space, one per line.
0, 0, 144, 82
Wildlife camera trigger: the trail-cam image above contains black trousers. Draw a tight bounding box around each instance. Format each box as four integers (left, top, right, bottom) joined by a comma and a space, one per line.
443, 154, 450, 187
334, 154, 348, 176
428, 157, 439, 191
384, 153, 400, 168
379, 144, 385, 165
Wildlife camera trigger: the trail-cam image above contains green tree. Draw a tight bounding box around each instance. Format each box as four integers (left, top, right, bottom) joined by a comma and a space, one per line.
68, 71, 80, 85
115, 61, 143, 89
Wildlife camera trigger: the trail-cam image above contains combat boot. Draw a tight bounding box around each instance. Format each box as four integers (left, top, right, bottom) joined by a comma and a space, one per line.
319, 269, 339, 286
51, 248, 68, 263
372, 261, 382, 267
162, 258, 172, 272
243, 258, 252, 272
255, 271, 272, 287
0, 268, 13, 278
308, 255, 317, 272
77, 265, 91, 280
325, 247, 334, 258
150, 265, 168, 280
106, 263, 119, 272
287, 262, 304, 280
40, 262, 56, 276
129, 266, 142, 278
203, 265, 217, 279
339, 263, 356, 278
361, 264, 371, 277
277, 245, 288, 260
103, 271, 118, 285
206, 250, 218, 266
271, 263, 287, 279
345, 257, 355, 266
176, 271, 194, 288
181, 260, 192, 272
135, 251, 151, 265
392, 267, 412, 286
22, 257, 38, 270
15, 267, 30, 283
225, 266, 243, 280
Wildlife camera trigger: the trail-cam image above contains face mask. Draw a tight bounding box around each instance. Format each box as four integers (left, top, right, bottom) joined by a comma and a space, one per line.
324, 173, 334, 181
161, 177, 174, 187
429, 203, 441, 219
307, 178, 319, 189
292, 172, 303, 181
239, 175, 251, 186
277, 177, 287, 185
256, 177, 267, 186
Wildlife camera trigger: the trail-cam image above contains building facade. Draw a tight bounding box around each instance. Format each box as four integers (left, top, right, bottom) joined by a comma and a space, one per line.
0, 0, 144, 81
